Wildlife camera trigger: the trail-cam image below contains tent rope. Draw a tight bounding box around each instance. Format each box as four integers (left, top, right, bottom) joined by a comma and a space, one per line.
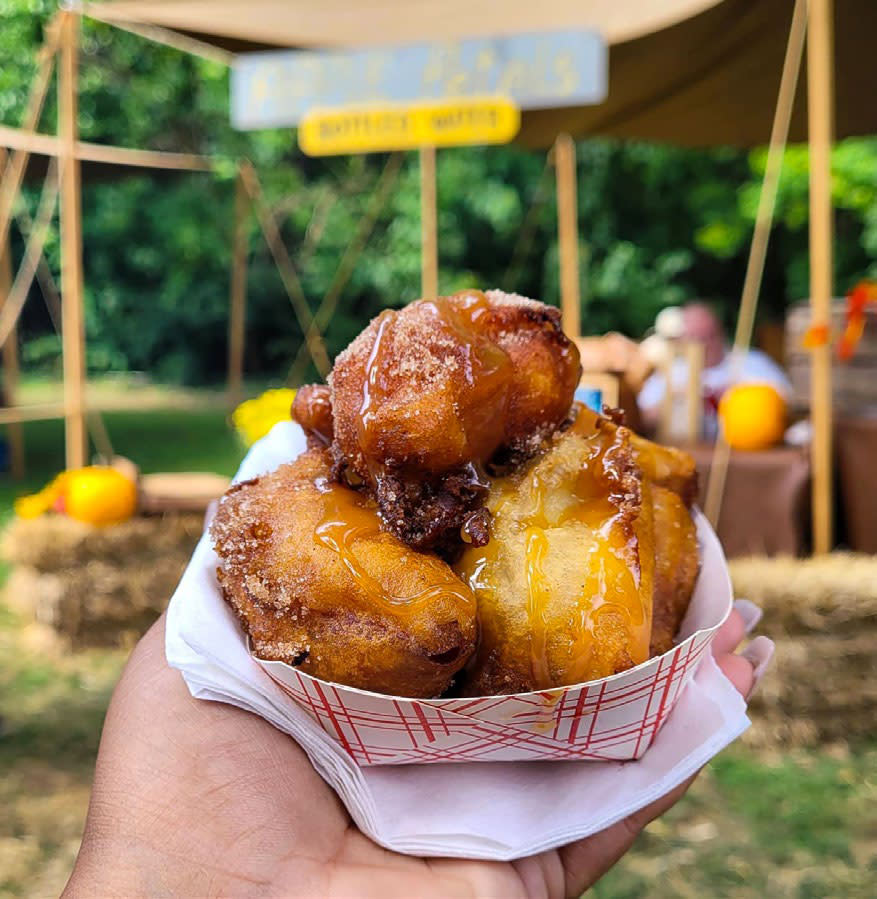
287, 151, 405, 385
704, 0, 808, 527
239, 161, 332, 377
0, 17, 60, 255
503, 158, 552, 292
0, 160, 58, 350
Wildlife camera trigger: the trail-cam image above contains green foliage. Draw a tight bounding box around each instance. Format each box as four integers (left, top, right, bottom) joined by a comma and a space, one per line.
2, 3, 876, 383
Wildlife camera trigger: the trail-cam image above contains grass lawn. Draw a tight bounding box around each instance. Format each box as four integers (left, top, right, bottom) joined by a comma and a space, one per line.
0, 403, 875, 897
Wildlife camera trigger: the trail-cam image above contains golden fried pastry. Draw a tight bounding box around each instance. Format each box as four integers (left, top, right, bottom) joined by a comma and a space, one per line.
453, 425, 655, 695
211, 449, 477, 698
649, 485, 699, 656
570, 403, 698, 505
326, 289, 581, 549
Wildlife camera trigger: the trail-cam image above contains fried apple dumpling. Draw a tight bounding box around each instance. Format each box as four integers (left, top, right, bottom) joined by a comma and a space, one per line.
453, 425, 655, 695
571, 403, 698, 506
649, 485, 699, 656
211, 449, 477, 698
326, 289, 581, 550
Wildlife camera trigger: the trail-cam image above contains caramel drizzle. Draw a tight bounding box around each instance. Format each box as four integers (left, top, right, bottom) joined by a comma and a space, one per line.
355, 292, 513, 474
313, 478, 473, 614
458, 435, 650, 689
524, 526, 552, 687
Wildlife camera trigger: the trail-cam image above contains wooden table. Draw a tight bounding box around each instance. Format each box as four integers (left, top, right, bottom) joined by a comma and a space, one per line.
835, 415, 877, 553
684, 444, 811, 558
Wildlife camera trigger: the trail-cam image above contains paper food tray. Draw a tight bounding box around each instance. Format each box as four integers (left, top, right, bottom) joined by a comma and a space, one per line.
252, 509, 731, 766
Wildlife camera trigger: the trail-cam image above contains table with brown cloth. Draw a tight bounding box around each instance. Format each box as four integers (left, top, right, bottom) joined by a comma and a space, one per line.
682, 444, 811, 558
835, 414, 877, 553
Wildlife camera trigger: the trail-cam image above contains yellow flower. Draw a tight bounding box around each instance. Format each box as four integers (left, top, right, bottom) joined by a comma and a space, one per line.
14, 473, 69, 519
232, 388, 298, 446
14, 467, 138, 526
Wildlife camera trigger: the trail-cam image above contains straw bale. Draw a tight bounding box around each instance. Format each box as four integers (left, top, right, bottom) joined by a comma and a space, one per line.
2, 513, 204, 648
746, 631, 877, 748
726, 554, 877, 748
1, 513, 204, 572
729, 553, 877, 635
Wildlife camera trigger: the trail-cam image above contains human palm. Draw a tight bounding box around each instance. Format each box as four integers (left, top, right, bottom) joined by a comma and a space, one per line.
64, 611, 756, 898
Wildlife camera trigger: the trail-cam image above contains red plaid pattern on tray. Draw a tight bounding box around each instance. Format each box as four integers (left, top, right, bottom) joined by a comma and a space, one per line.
256, 627, 713, 766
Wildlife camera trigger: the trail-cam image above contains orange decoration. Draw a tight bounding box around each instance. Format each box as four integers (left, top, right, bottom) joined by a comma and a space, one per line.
802, 323, 830, 349
718, 383, 787, 452
837, 280, 877, 362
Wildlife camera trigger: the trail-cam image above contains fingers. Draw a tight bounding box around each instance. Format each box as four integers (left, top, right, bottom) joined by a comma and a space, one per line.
740, 635, 775, 696
711, 608, 746, 657
715, 652, 756, 699
733, 598, 762, 633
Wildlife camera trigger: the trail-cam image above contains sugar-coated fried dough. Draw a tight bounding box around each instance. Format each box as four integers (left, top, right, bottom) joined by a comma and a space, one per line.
649, 485, 699, 656
327, 290, 581, 549
453, 426, 655, 695
211, 449, 477, 698
570, 403, 698, 505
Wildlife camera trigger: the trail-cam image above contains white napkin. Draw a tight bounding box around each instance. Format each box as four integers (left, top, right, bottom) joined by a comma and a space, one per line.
165, 422, 756, 861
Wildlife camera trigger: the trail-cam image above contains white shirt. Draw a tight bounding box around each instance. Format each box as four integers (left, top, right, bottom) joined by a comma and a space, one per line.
638, 348, 791, 439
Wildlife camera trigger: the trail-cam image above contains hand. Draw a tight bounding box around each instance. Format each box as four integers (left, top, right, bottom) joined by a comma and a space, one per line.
63, 610, 758, 898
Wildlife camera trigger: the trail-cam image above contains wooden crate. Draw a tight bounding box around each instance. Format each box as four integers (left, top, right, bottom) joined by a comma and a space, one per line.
786, 300, 877, 413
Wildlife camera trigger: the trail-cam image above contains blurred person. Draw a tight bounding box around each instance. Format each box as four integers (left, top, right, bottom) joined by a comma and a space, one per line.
638, 301, 791, 440
62, 610, 759, 898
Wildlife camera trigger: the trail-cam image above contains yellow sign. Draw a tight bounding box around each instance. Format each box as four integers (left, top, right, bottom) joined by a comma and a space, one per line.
298, 97, 520, 156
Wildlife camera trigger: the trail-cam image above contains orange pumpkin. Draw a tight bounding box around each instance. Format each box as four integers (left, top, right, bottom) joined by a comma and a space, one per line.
63, 467, 138, 526
718, 383, 787, 452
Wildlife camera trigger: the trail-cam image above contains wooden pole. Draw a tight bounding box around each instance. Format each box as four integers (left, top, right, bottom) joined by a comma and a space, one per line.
0, 125, 215, 172
704, 0, 807, 527
227, 166, 249, 409
0, 163, 59, 348
58, 12, 88, 469
419, 146, 438, 299
238, 161, 331, 377
807, 0, 835, 554
0, 21, 59, 257
287, 151, 405, 384
684, 340, 705, 444
657, 354, 675, 445
0, 232, 24, 478
554, 133, 581, 339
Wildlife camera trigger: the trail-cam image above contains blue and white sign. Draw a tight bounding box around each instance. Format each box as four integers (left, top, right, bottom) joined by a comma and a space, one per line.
231, 30, 606, 130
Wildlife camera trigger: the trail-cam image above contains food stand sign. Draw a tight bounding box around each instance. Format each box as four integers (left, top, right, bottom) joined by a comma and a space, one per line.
231, 31, 606, 149
298, 97, 521, 156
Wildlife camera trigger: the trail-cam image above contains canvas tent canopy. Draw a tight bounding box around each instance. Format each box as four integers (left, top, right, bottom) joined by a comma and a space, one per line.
84, 0, 877, 146
4, 0, 862, 553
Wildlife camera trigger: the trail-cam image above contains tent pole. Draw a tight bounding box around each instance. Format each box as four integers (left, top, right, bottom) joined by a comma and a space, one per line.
419, 146, 438, 298
227, 164, 249, 409
0, 231, 23, 479
554, 133, 580, 338
684, 341, 704, 444
807, 0, 835, 554
58, 11, 87, 469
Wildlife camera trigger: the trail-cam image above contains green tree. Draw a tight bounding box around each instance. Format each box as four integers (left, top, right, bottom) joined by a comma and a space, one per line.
2, 3, 875, 384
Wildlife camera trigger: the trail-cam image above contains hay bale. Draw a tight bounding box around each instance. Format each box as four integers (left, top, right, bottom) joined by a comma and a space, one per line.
730, 554, 877, 748
2, 513, 204, 573
729, 553, 877, 635
2, 513, 204, 648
